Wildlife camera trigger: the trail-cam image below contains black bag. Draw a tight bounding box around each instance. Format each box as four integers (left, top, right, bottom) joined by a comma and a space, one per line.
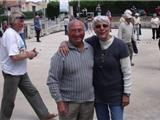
158, 39, 160, 50
0, 30, 3, 37
131, 38, 138, 54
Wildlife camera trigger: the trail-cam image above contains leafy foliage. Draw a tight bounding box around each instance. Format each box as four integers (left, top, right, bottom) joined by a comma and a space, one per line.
0, 5, 5, 14
46, 1, 59, 20
23, 11, 34, 20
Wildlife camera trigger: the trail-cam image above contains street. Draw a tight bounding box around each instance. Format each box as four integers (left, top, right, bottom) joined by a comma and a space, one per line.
0, 29, 160, 120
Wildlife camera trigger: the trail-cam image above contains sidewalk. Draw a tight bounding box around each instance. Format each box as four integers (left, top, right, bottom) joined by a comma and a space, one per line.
0, 29, 160, 120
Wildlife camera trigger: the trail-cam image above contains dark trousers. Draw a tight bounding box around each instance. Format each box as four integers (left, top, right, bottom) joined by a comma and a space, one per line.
0, 72, 49, 120
35, 30, 41, 42
64, 25, 68, 35
152, 28, 159, 39
158, 39, 160, 50
126, 42, 133, 62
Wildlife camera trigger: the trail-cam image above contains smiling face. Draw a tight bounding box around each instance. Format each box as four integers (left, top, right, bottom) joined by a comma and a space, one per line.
93, 16, 111, 41
68, 20, 85, 47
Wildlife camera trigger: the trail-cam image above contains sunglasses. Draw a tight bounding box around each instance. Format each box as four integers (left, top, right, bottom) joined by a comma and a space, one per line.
16, 16, 25, 20
95, 24, 108, 29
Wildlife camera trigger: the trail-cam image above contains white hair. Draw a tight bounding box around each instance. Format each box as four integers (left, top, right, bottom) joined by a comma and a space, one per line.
93, 15, 110, 28
8, 11, 24, 26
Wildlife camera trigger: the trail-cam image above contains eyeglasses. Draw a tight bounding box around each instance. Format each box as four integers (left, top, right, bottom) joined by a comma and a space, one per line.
95, 24, 108, 29
16, 16, 25, 20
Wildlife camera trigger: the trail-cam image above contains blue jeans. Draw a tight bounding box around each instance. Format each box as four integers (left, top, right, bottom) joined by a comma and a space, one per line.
95, 103, 124, 120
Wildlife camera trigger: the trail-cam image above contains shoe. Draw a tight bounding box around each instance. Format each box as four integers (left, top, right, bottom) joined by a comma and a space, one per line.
45, 113, 57, 120
131, 63, 134, 66
37, 40, 41, 42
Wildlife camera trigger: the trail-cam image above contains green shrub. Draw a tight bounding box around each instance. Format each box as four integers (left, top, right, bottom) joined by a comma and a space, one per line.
23, 11, 34, 19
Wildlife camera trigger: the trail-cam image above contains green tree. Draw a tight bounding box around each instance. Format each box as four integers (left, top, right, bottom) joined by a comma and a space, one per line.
0, 5, 5, 14
0, 5, 7, 23
46, 1, 59, 20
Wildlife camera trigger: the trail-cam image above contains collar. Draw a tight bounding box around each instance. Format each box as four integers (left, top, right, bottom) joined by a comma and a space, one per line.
99, 35, 114, 50
68, 41, 89, 51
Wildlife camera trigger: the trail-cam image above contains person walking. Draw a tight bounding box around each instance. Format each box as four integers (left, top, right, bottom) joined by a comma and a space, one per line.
47, 19, 94, 120
118, 12, 135, 66
59, 16, 132, 120
64, 16, 69, 35
133, 13, 141, 41
0, 11, 57, 120
34, 13, 41, 42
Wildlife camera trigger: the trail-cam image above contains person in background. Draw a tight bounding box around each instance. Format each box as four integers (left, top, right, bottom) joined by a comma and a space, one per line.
106, 10, 112, 22
34, 13, 41, 42
133, 13, 141, 41
96, 4, 101, 16
155, 5, 160, 16
59, 16, 132, 120
130, 5, 137, 15
47, 19, 94, 120
119, 14, 126, 23
2, 21, 8, 33
151, 13, 159, 40
87, 14, 94, 34
0, 11, 57, 120
64, 15, 69, 35
118, 12, 135, 66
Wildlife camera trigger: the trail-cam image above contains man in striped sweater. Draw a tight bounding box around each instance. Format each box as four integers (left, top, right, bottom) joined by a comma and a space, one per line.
47, 19, 94, 120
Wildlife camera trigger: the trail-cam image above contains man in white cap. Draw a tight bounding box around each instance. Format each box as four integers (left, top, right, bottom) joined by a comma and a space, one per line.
118, 13, 135, 66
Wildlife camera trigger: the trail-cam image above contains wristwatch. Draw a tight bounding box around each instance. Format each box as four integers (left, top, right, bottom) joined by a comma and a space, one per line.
123, 93, 131, 97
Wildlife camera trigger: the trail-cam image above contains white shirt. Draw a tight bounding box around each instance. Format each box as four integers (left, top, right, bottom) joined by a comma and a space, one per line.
134, 16, 141, 27
64, 17, 69, 26
0, 28, 27, 75
118, 22, 134, 43
151, 17, 160, 28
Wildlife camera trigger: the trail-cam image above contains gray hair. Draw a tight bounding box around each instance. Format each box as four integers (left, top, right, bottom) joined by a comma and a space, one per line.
67, 19, 85, 31
8, 11, 24, 26
93, 15, 110, 28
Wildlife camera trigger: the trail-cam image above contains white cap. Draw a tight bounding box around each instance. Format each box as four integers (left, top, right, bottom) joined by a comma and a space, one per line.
124, 13, 132, 18
135, 13, 139, 16
124, 9, 132, 15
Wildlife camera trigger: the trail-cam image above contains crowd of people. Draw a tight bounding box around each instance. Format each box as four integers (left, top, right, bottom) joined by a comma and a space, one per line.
0, 4, 160, 120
